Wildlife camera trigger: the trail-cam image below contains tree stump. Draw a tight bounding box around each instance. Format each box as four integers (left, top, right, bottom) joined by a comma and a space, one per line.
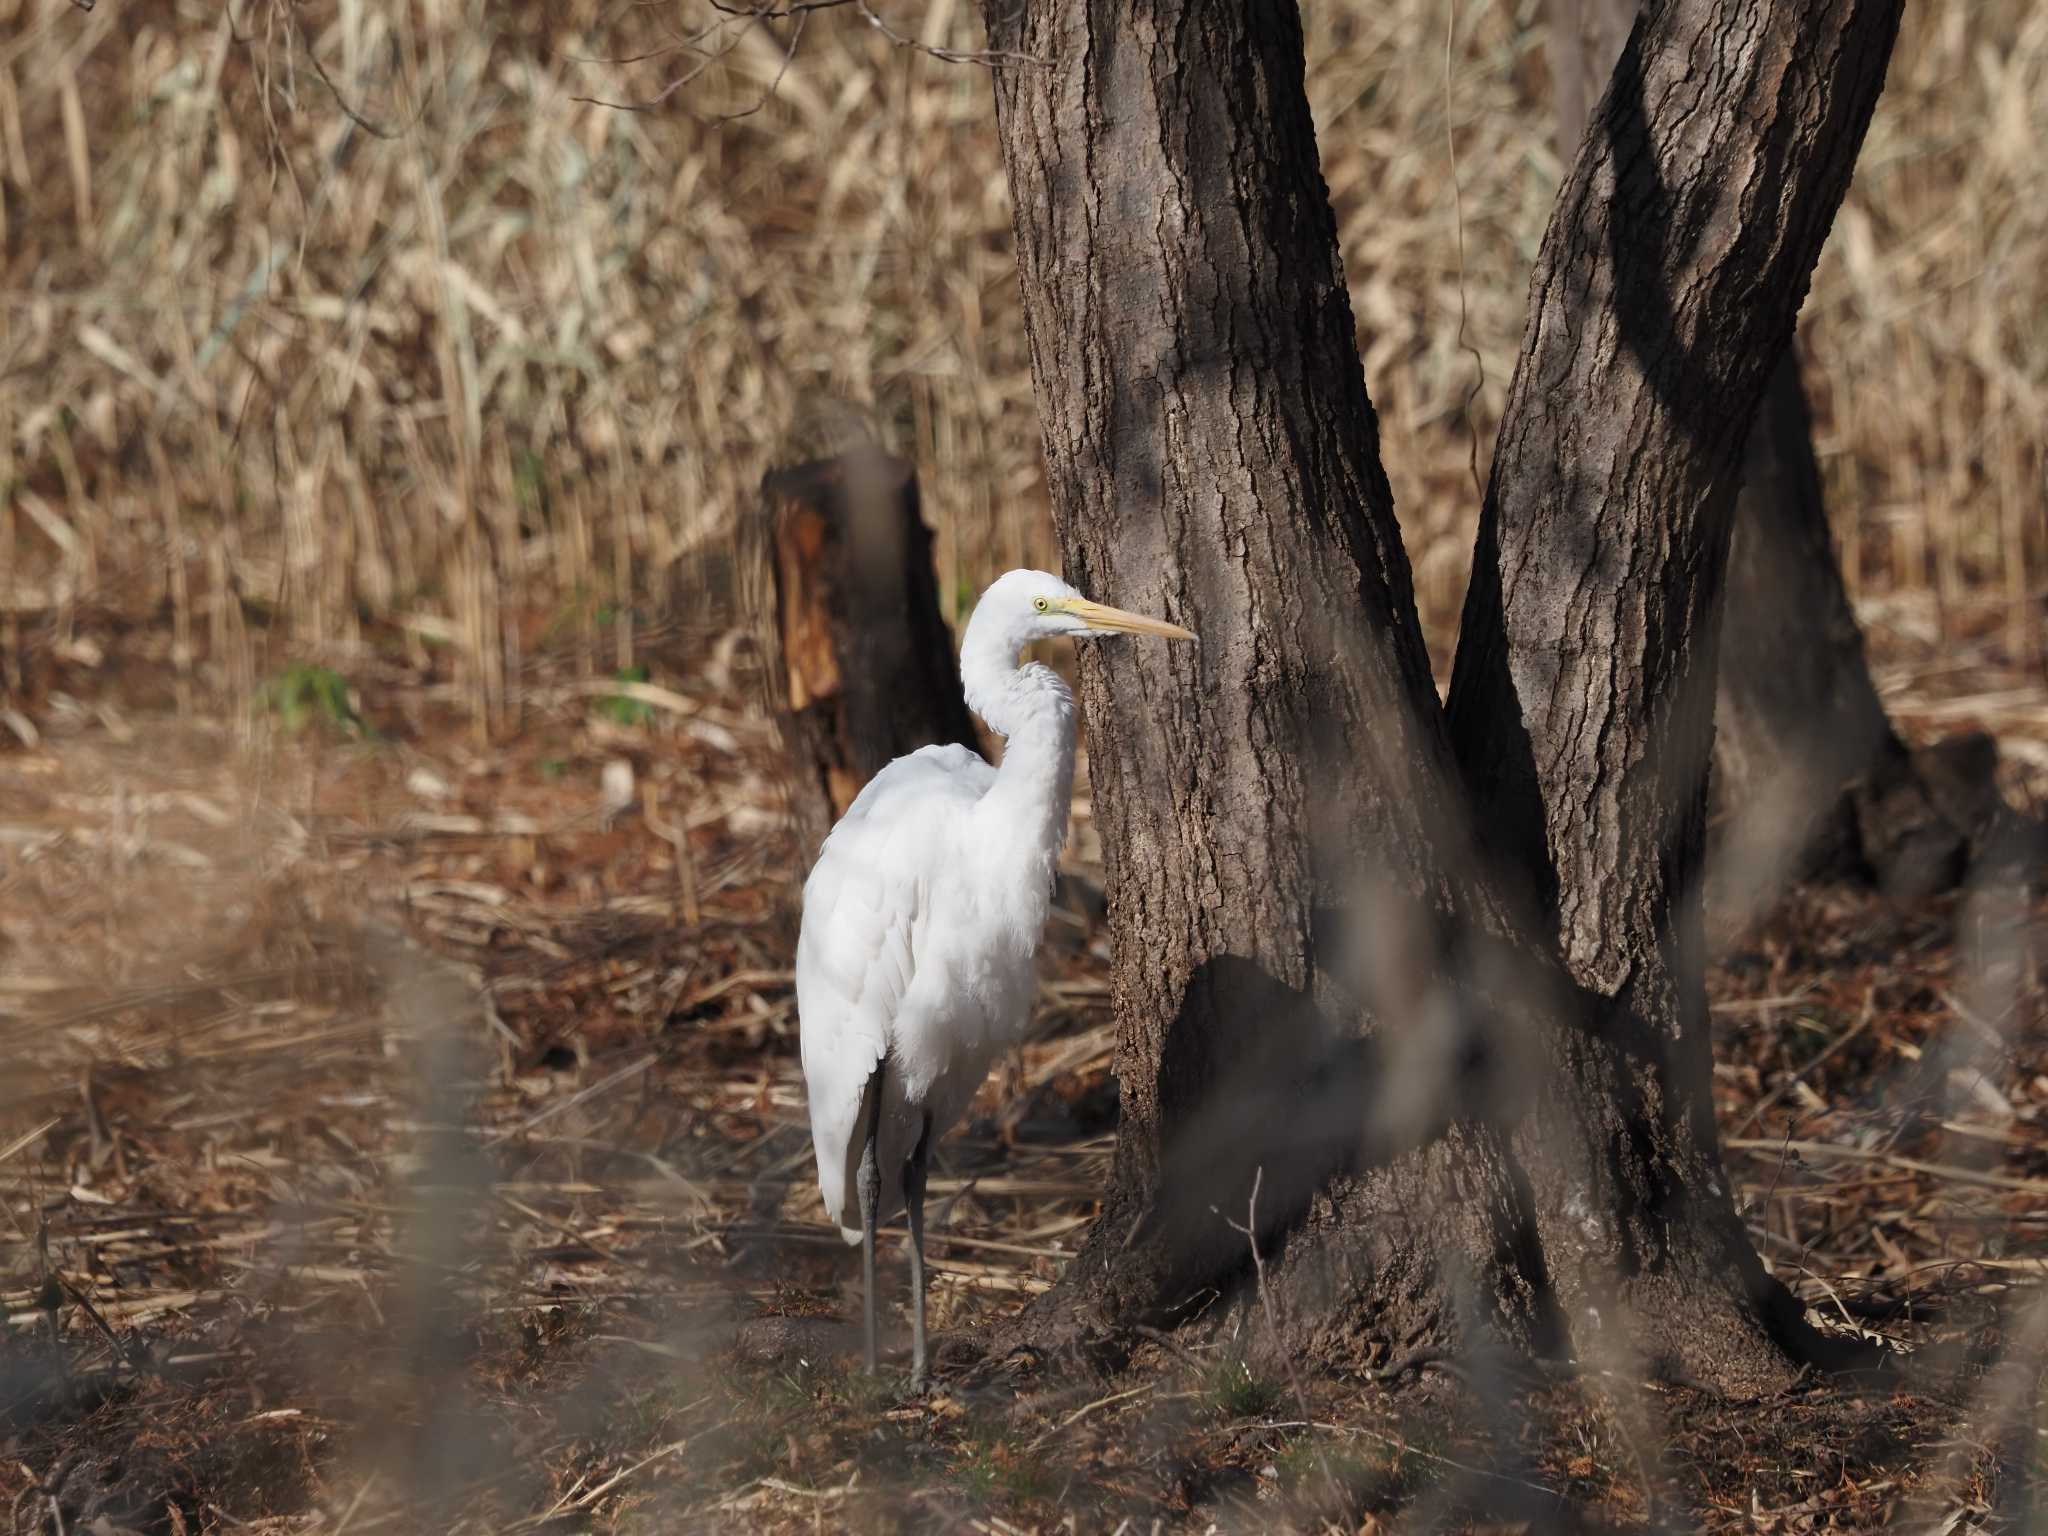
756, 445, 978, 858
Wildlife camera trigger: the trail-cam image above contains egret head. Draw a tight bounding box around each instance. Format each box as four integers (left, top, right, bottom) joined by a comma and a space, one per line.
960, 569, 1194, 733
973, 568, 1197, 650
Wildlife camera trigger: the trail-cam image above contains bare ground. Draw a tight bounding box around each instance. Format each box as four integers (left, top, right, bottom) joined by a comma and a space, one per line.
2, 603, 2044, 1534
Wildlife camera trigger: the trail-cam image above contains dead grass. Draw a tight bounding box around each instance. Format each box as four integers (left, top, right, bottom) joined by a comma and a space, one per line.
0, 620, 2042, 1531
1, 0, 2042, 725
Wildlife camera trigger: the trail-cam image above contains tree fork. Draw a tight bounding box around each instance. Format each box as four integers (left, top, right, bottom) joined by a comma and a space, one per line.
1548, 0, 2010, 904
979, 0, 1902, 1397
1446, 0, 1906, 1391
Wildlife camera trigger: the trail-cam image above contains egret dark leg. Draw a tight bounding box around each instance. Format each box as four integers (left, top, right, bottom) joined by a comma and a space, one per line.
856, 1078, 883, 1375
905, 1114, 933, 1393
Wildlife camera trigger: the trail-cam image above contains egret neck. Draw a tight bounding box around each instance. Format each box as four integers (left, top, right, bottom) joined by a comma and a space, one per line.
959, 605, 1079, 919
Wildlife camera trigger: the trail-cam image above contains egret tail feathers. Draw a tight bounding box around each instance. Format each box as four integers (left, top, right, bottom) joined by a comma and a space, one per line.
832, 1062, 885, 1248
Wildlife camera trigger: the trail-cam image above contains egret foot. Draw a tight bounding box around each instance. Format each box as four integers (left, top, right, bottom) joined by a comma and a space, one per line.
893, 1374, 933, 1406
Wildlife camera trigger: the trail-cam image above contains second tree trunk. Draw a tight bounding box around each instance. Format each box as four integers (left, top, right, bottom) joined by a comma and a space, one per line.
1547, 0, 1975, 908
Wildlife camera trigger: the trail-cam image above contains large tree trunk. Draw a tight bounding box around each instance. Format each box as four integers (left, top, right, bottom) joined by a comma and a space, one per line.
983, 0, 1899, 1397
1445, 0, 1903, 1392
981, 0, 1556, 1373
1548, 0, 1975, 908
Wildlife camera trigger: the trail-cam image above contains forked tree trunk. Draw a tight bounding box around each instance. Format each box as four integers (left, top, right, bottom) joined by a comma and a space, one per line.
1548, 0, 1974, 907
985, 0, 1900, 1397
1446, 0, 1905, 1392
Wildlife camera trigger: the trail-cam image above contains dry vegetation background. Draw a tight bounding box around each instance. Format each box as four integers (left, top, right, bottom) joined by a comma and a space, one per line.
2, 0, 2043, 674
1, 0, 2046, 1530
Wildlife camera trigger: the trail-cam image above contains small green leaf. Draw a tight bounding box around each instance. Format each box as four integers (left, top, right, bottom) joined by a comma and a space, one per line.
260, 662, 370, 738
595, 664, 654, 727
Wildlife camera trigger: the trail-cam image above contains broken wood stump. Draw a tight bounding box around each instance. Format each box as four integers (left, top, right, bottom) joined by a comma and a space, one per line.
756, 445, 978, 857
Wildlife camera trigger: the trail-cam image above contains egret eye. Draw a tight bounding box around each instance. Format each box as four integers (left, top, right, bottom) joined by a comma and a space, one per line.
1033, 597, 1049, 613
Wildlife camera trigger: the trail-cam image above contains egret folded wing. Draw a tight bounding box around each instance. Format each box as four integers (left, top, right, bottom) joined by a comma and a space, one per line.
796, 744, 995, 1240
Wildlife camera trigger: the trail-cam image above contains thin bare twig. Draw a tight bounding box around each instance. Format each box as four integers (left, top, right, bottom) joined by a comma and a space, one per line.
1221, 1168, 1329, 1482
1737, 986, 1878, 1134
1443, 0, 1486, 504
851, 0, 1044, 68
705, 0, 862, 17
707, 0, 1043, 66
1729, 1138, 2048, 1197
716, 7, 808, 121
576, 0, 1040, 116
484, 1053, 660, 1145
292, 11, 398, 139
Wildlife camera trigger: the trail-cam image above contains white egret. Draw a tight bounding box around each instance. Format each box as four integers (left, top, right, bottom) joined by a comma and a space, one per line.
796, 568, 1195, 1389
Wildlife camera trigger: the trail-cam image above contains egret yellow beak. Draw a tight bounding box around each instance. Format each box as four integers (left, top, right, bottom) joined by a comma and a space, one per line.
1063, 597, 1197, 641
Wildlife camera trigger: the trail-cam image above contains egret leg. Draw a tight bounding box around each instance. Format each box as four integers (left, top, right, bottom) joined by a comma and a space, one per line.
905, 1115, 933, 1393
856, 1078, 883, 1376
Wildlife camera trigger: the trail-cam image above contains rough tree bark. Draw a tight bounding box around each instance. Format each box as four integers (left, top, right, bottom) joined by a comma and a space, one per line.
982, 0, 1556, 1373
1550, 0, 1983, 906
754, 446, 979, 855
984, 0, 1900, 1395
1445, 0, 1905, 1391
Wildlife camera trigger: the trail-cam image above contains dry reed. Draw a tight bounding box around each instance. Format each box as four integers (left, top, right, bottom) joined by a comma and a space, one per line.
0, 0, 2040, 726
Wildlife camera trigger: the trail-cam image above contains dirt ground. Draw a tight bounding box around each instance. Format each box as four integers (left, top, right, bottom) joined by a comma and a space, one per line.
2, 597, 2045, 1535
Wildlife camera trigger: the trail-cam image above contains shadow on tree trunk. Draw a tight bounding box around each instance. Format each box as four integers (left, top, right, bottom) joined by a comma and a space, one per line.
1029, 951, 1562, 1371
978, 0, 1904, 1401
1713, 354, 2038, 908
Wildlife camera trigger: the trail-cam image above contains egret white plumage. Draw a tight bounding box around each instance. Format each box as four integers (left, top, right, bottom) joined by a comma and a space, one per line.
796, 568, 1195, 1388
